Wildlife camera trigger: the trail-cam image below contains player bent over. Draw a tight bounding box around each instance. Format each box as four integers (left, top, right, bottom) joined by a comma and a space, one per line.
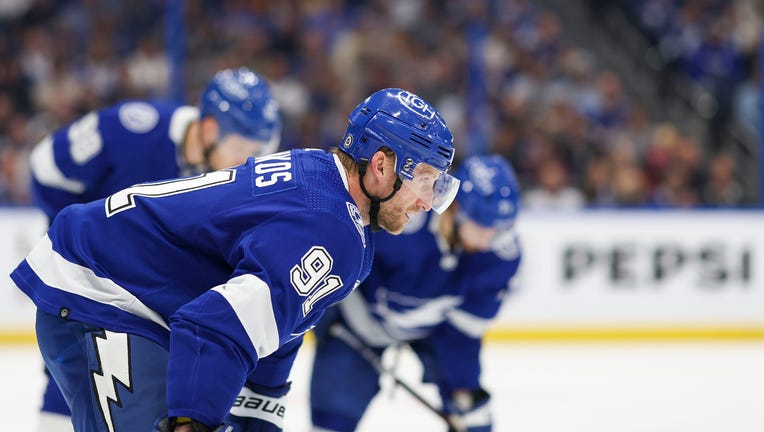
28, 67, 282, 432
310, 154, 522, 432
11, 88, 460, 432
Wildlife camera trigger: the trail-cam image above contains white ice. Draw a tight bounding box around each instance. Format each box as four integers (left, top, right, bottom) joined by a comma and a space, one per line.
2, 341, 763, 431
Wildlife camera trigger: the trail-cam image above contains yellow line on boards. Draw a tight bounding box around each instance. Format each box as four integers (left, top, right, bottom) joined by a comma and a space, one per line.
4, 327, 764, 346
0, 332, 36, 345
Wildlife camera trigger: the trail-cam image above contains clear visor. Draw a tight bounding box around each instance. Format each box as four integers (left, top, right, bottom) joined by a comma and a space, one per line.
401, 163, 460, 214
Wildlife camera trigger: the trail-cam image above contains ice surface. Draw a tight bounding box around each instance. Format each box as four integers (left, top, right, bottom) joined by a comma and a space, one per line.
2, 341, 763, 431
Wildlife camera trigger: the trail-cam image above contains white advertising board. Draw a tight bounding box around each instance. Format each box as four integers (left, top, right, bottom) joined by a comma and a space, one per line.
0, 208, 47, 333
498, 210, 764, 334
1, 208, 762, 339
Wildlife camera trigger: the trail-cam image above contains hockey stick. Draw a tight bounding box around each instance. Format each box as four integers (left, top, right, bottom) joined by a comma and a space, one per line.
328, 324, 466, 432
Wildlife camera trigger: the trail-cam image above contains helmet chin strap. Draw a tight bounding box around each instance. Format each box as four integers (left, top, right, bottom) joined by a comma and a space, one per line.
358, 158, 402, 232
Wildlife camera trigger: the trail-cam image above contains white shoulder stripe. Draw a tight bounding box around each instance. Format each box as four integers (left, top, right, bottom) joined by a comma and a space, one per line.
446, 308, 493, 339
212, 274, 280, 358
29, 136, 86, 194
26, 234, 168, 329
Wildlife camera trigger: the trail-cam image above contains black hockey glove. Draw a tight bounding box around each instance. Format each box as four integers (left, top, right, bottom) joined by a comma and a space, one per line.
154, 416, 223, 432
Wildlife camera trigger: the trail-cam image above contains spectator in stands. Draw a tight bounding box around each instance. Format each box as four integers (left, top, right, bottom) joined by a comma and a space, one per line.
0, 0, 758, 211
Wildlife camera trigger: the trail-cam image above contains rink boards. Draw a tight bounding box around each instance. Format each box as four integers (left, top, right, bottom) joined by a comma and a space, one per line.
1, 207, 763, 342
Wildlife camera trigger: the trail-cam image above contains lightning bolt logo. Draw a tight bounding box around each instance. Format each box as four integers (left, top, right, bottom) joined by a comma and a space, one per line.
91, 331, 132, 432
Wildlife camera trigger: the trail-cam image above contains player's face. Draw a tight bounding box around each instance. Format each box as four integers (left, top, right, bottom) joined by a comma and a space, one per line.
401, 163, 460, 214
458, 217, 500, 252
378, 178, 432, 235
208, 134, 270, 170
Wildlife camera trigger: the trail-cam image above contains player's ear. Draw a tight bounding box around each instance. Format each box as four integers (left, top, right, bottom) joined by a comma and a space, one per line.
369, 150, 390, 182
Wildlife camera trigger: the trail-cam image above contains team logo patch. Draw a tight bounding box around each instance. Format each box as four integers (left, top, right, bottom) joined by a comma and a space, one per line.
220, 78, 251, 100
467, 159, 498, 195
491, 230, 520, 261
346, 202, 365, 247
118, 102, 159, 134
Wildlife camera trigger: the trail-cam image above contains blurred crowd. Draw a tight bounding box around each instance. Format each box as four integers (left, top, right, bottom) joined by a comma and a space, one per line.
0, 0, 759, 208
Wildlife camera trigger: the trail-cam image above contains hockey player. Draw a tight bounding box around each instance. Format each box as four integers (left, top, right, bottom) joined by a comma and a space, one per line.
30, 67, 282, 224
11, 88, 460, 432
28, 67, 282, 432
310, 154, 522, 432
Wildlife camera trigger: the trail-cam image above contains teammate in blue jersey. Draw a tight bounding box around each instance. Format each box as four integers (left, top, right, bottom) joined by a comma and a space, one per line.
26, 67, 282, 432
310, 154, 522, 432
11, 88, 460, 432
30, 67, 282, 224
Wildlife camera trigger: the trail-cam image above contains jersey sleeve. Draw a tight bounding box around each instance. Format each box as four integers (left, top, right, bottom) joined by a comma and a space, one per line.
449, 234, 522, 336
430, 239, 522, 391
29, 111, 112, 221
166, 209, 365, 427
245, 336, 303, 389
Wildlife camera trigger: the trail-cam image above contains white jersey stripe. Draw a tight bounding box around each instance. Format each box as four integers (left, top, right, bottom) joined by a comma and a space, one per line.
339, 290, 397, 347
331, 153, 350, 191
212, 274, 280, 358
26, 234, 169, 329
29, 136, 86, 194
378, 295, 461, 329
446, 308, 493, 339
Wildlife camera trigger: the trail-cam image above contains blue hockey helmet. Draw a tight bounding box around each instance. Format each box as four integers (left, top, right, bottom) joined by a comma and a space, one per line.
455, 154, 520, 229
341, 88, 459, 213
199, 67, 281, 155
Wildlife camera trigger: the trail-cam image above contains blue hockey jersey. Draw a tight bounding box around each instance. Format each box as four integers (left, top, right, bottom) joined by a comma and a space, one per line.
12, 149, 374, 427
29, 100, 199, 221
338, 210, 521, 391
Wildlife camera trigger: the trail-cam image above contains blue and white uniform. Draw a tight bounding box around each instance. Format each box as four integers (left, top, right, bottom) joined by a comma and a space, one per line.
28, 100, 198, 426
29, 68, 282, 431
311, 210, 521, 432
29, 100, 199, 222
13, 149, 373, 431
